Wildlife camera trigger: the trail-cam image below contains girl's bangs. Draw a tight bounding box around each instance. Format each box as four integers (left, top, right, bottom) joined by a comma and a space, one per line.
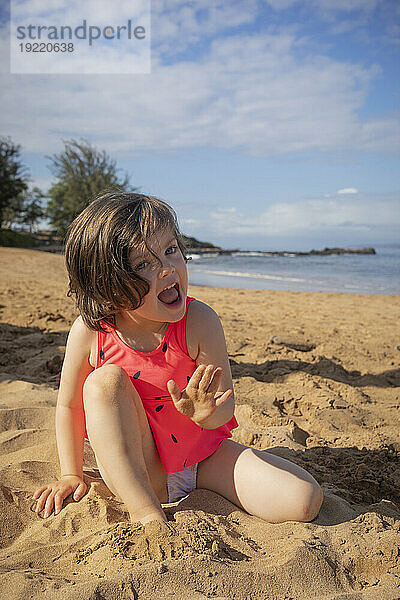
127, 201, 178, 254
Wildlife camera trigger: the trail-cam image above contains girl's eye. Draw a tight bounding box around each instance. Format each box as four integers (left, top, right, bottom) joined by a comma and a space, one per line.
133, 245, 177, 271
134, 261, 148, 271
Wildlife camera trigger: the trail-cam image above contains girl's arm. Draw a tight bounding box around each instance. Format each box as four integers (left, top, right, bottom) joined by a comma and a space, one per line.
168, 300, 235, 429
56, 316, 95, 477
32, 317, 95, 517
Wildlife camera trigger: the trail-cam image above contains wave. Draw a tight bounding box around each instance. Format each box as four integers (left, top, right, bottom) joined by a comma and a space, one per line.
189, 251, 300, 260
188, 268, 307, 283
187, 253, 221, 260
230, 252, 264, 257
186, 253, 202, 260
231, 251, 297, 257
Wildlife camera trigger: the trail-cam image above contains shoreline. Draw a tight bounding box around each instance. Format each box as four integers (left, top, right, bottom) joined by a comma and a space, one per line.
187, 246, 376, 256
188, 280, 400, 298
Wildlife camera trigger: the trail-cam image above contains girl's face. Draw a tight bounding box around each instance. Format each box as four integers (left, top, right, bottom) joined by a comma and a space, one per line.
124, 227, 188, 329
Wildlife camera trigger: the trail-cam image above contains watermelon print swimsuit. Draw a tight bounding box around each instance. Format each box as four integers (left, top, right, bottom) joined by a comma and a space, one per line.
83, 296, 238, 475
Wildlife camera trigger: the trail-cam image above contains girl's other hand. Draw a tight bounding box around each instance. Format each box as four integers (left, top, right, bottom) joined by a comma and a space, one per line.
167, 364, 233, 426
31, 475, 87, 518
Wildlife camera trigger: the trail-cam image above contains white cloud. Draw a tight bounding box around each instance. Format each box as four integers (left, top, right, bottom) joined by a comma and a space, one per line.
0, 1, 398, 158
11, 0, 148, 24
181, 192, 400, 240
262, 0, 400, 47
337, 187, 358, 194
180, 217, 198, 225
151, 0, 258, 57
263, 0, 379, 15
0, 25, 396, 159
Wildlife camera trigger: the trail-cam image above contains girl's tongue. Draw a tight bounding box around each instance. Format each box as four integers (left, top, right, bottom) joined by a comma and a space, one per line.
158, 284, 179, 304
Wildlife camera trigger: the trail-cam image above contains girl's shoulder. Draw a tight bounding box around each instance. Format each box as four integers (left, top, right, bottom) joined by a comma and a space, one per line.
186, 298, 222, 361
67, 316, 97, 366
187, 298, 219, 321
69, 315, 96, 340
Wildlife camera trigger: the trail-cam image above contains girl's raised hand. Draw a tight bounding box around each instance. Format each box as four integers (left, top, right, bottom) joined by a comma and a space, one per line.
167, 364, 233, 426
31, 475, 87, 519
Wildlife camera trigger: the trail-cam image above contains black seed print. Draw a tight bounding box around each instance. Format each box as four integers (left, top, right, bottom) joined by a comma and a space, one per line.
171, 433, 178, 443
201, 428, 204, 431
156, 405, 164, 412
187, 376, 191, 383
183, 459, 187, 467
162, 342, 167, 352
155, 396, 161, 400
99, 349, 105, 360
132, 371, 141, 379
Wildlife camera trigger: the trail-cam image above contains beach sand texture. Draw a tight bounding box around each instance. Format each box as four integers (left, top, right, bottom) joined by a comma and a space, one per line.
0, 247, 399, 600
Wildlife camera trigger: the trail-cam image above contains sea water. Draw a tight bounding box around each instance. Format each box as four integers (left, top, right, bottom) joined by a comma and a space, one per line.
187, 243, 400, 295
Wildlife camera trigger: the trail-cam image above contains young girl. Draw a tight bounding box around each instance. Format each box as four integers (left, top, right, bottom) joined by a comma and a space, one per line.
32, 191, 323, 526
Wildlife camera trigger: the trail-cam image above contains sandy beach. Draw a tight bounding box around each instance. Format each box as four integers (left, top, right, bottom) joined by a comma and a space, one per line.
0, 246, 399, 600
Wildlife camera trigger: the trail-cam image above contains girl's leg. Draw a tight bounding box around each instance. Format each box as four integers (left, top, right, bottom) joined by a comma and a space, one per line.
197, 439, 323, 523
83, 365, 168, 525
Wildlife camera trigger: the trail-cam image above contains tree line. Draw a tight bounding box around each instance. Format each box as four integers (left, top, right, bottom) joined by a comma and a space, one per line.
0, 137, 133, 238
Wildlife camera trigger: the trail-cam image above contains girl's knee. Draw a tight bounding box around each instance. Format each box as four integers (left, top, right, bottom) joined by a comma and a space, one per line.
83, 365, 131, 399
258, 482, 323, 524
298, 483, 324, 522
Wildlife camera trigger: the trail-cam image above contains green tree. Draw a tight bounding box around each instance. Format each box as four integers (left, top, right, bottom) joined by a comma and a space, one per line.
3, 186, 45, 232
2, 192, 26, 229
46, 138, 132, 236
0, 137, 29, 229
23, 187, 45, 232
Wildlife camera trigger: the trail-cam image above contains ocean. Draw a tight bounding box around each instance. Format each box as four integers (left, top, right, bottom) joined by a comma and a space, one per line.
187, 243, 400, 295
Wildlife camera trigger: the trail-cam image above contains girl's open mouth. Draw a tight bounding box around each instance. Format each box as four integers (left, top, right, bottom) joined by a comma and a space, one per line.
157, 283, 182, 306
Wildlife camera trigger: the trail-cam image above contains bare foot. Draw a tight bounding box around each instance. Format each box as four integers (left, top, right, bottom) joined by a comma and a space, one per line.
129, 506, 167, 526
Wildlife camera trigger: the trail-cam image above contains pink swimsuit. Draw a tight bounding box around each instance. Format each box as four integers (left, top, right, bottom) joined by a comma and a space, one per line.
83, 296, 238, 473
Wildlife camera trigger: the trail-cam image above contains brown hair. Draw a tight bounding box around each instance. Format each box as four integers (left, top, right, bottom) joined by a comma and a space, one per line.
65, 190, 188, 331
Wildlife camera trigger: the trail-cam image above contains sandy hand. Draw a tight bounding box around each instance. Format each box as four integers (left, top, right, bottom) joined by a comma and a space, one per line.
167, 364, 232, 426
31, 475, 87, 518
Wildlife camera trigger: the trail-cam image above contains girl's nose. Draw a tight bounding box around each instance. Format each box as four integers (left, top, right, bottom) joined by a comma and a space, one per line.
159, 260, 175, 277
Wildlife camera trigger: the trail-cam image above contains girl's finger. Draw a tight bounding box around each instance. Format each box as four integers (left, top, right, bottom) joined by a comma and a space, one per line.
214, 389, 233, 408
43, 491, 56, 518
54, 490, 71, 515
54, 491, 65, 515
73, 482, 87, 501
207, 367, 223, 393
32, 486, 47, 499
35, 489, 50, 513
187, 364, 206, 389
167, 379, 182, 402
199, 364, 216, 391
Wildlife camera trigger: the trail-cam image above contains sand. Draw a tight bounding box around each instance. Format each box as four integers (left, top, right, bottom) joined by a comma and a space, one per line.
0, 246, 399, 600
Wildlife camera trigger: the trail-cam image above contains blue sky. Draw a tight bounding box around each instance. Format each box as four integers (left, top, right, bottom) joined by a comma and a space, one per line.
1, 0, 399, 250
